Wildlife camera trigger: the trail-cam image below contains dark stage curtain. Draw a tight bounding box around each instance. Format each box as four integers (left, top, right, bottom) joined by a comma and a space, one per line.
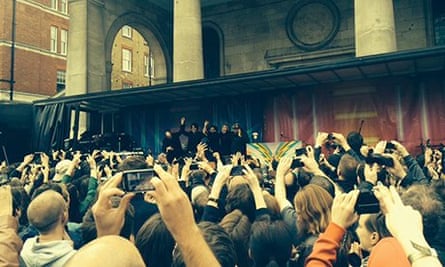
33, 103, 71, 152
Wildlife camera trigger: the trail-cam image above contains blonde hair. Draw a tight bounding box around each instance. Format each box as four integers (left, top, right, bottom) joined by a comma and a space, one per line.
294, 184, 333, 236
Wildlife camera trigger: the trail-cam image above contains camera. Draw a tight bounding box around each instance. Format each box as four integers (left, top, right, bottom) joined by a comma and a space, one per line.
355, 189, 380, 214
122, 169, 156, 192
325, 133, 339, 150
365, 153, 394, 167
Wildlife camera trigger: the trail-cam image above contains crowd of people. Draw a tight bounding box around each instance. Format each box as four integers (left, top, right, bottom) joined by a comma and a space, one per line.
0, 118, 444, 267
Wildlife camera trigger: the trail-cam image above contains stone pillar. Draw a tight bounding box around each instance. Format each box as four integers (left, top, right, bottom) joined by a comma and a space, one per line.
173, 0, 204, 82
354, 0, 397, 57
66, 0, 106, 96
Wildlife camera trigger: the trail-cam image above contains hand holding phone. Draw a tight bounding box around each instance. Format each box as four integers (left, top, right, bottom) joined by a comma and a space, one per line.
122, 169, 156, 192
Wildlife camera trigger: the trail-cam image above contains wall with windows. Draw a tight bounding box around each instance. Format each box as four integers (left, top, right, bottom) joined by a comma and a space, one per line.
110, 25, 154, 90
0, 0, 69, 100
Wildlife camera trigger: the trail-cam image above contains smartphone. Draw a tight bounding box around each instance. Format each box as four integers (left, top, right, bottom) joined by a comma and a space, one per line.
355, 190, 380, 214
385, 142, 396, 151
32, 152, 43, 164
291, 158, 305, 168
295, 147, 307, 157
230, 165, 245, 176
122, 169, 156, 192
190, 162, 200, 170
366, 154, 394, 167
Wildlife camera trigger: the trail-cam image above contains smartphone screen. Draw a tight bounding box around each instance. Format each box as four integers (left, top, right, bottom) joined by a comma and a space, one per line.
122, 169, 155, 192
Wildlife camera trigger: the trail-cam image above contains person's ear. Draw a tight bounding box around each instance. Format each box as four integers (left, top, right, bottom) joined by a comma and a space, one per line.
370, 231, 380, 246
14, 208, 21, 219
61, 210, 68, 224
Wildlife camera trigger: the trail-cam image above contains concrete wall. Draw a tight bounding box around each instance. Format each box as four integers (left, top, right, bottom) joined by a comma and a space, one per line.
64, 0, 435, 94
202, 0, 430, 75
394, 0, 428, 50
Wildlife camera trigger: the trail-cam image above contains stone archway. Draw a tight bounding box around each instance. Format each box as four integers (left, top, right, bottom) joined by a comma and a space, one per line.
104, 12, 172, 90
66, 1, 172, 95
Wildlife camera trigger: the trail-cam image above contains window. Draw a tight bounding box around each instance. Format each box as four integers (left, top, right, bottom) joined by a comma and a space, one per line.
61, 29, 68, 55
51, 0, 58, 10
123, 82, 133, 89
122, 26, 132, 39
149, 51, 154, 78
60, 0, 68, 13
122, 48, 132, 72
144, 54, 149, 77
50, 26, 58, 53
56, 70, 66, 92
433, 0, 445, 45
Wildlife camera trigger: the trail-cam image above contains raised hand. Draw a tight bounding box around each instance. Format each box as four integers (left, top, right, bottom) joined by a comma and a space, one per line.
330, 190, 360, 229
92, 173, 135, 237
276, 156, 292, 177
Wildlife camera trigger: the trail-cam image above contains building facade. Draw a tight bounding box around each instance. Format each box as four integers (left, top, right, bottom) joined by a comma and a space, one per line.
111, 25, 154, 90
0, 0, 153, 102
32, 0, 445, 155
0, 0, 69, 102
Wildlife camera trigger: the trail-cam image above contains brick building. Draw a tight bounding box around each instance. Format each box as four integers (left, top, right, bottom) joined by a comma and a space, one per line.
0, 0, 69, 102
0, 0, 152, 102
111, 25, 154, 90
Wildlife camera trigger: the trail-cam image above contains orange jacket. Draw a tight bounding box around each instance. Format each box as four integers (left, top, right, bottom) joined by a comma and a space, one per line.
367, 237, 410, 267
305, 222, 344, 267
305, 222, 411, 267
0, 216, 22, 267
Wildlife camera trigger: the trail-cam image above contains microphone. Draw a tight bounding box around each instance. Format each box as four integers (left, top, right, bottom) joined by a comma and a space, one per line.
358, 120, 364, 134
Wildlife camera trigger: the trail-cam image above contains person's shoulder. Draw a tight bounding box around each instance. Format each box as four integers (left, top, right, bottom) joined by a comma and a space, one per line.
368, 237, 410, 267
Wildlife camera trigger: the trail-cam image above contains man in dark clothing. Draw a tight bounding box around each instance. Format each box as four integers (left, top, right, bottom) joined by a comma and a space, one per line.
161, 130, 182, 163
219, 124, 233, 160
230, 123, 249, 156
179, 117, 206, 157
202, 125, 220, 153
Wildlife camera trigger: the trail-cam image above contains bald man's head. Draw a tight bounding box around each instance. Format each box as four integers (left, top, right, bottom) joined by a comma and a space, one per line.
65, 236, 145, 267
27, 190, 67, 234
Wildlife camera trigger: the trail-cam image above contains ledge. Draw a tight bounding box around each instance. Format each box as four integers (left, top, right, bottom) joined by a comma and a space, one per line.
265, 46, 355, 68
